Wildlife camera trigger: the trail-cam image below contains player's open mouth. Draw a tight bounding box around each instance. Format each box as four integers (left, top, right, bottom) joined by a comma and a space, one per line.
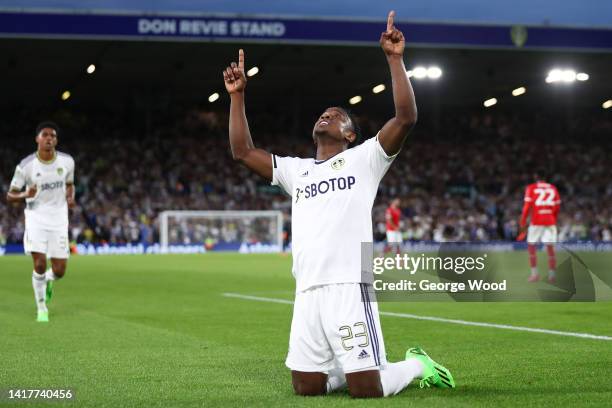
319, 121, 329, 126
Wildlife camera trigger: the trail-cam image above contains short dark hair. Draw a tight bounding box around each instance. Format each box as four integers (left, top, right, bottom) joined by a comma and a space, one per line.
337, 106, 362, 146
35, 121, 59, 137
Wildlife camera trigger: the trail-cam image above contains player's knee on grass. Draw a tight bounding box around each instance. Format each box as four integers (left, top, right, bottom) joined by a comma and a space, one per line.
291, 371, 327, 396
32, 253, 47, 275
51, 259, 67, 278
346, 370, 383, 398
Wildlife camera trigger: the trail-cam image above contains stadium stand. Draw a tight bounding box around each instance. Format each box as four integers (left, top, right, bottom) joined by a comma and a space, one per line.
2, 108, 611, 245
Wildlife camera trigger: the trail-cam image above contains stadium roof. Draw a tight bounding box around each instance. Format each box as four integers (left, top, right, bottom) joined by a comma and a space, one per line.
2, 38, 611, 115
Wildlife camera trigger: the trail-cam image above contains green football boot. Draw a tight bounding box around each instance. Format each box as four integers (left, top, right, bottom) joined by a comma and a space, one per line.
36, 310, 49, 323
46, 280, 53, 305
406, 347, 456, 389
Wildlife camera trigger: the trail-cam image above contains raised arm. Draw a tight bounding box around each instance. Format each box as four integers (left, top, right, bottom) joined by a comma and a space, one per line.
378, 11, 418, 156
223, 49, 273, 181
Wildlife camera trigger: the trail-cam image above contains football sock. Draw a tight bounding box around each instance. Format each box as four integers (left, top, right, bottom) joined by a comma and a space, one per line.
531, 267, 538, 276
528, 244, 537, 270
325, 368, 346, 394
546, 245, 556, 270
45, 268, 58, 281
32, 271, 47, 312
380, 359, 423, 397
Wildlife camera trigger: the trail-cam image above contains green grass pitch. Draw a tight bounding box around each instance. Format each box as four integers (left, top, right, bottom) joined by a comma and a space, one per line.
1, 253, 611, 407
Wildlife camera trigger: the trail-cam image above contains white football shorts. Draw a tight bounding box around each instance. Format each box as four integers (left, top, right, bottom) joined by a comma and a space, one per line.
386, 230, 402, 243
527, 225, 557, 244
286, 282, 387, 374
24, 227, 70, 259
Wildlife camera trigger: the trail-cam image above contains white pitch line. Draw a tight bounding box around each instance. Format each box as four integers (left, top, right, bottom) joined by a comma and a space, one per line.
223, 292, 294, 305
222, 292, 612, 341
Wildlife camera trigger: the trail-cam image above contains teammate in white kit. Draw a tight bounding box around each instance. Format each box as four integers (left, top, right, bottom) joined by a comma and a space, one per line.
6, 122, 75, 323
223, 11, 455, 397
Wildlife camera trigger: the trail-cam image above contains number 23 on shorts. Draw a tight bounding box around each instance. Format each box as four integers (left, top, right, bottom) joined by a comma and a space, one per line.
339, 322, 369, 350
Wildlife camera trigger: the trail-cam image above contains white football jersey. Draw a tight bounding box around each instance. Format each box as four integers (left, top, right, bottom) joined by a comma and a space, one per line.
10, 151, 75, 231
272, 135, 396, 292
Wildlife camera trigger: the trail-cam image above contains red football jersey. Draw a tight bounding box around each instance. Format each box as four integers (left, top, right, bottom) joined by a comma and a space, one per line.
520, 182, 561, 226
385, 206, 401, 231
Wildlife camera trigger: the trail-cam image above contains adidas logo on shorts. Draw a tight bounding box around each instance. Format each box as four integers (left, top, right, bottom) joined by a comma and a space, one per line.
357, 349, 370, 360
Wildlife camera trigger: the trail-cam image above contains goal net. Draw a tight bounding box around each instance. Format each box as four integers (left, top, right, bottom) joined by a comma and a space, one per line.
159, 210, 284, 253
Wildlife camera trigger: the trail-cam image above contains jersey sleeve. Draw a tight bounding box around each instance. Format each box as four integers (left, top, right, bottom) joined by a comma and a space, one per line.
9, 165, 26, 191
361, 133, 398, 184
65, 157, 75, 184
271, 154, 302, 196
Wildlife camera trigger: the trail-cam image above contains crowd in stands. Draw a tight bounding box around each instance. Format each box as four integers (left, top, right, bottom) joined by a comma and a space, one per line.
1, 107, 611, 246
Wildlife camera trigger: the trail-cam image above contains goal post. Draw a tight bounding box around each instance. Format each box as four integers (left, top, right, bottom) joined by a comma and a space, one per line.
159, 210, 284, 253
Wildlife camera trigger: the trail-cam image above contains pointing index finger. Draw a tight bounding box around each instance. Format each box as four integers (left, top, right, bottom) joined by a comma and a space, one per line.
238, 49, 245, 70
387, 10, 395, 32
